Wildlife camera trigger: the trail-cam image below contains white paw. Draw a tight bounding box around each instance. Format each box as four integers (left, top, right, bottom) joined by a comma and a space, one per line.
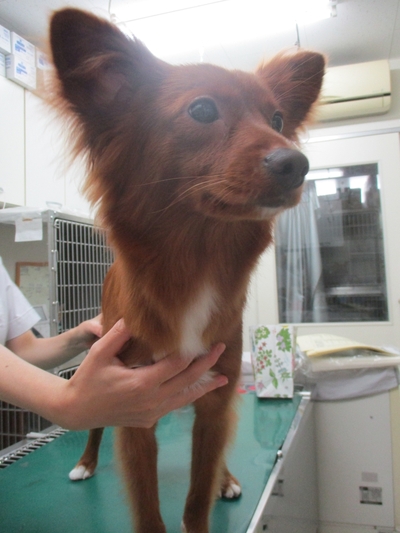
68, 465, 95, 481
219, 482, 242, 499
181, 521, 187, 533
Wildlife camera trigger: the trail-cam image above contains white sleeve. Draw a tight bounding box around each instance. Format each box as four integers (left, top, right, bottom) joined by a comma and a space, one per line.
0, 258, 40, 344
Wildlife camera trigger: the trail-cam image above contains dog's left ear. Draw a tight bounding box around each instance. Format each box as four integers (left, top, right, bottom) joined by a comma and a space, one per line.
50, 8, 167, 121
257, 50, 325, 130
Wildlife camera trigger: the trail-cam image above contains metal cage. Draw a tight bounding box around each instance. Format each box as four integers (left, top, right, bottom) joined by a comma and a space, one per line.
54, 218, 114, 333
0, 210, 113, 451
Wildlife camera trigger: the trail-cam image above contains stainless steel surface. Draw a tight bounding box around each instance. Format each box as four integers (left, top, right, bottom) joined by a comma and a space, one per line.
246, 393, 318, 533
0, 426, 66, 468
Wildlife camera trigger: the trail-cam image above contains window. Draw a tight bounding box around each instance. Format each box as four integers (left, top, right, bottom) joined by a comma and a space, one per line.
275, 163, 388, 323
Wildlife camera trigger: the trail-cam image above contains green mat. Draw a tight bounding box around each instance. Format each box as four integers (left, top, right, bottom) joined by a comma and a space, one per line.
0, 393, 301, 533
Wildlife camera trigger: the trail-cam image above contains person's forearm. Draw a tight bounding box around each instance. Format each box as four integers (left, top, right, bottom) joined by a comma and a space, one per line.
0, 344, 68, 424
6, 322, 99, 370
6, 331, 82, 370
29, 329, 89, 368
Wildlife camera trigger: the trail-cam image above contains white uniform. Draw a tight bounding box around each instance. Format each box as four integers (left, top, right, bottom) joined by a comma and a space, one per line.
0, 258, 39, 345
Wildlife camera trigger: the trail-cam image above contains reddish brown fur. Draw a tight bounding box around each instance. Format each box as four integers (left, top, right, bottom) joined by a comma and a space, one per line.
49, 9, 324, 533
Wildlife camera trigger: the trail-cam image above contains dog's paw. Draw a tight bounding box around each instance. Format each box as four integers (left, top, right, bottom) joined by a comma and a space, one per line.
68, 464, 95, 481
218, 476, 242, 499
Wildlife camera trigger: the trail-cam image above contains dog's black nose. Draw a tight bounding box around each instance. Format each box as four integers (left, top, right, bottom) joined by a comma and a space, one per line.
264, 148, 309, 190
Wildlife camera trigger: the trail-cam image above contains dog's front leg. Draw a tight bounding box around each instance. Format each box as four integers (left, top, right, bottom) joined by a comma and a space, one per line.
116, 426, 166, 533
69, 427, 104, 480
182, 381, 240, 533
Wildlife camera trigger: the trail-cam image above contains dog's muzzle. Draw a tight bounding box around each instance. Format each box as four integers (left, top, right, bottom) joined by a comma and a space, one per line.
264, 148, 309, 190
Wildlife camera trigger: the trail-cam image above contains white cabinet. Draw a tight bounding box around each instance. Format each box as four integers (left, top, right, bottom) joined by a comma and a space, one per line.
24, 91, 91, 215
315, 392, 395, 532
63, 157, 92, 217
0, 76, 25, 206
0, 81, 93, 214
25, 91, 65, 208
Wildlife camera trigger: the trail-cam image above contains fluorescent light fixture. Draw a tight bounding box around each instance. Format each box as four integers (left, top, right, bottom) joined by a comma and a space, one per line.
307, 168, 345, 181
110, 0, 334, 59
349, 175, 370, 204
315, 178, 337, 197
296, 0, 336, 24
111, 0, 228, 22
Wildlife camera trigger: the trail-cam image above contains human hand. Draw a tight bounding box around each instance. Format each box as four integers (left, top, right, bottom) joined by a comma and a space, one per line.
69, 314, 103, 352
59, 319, 227, 430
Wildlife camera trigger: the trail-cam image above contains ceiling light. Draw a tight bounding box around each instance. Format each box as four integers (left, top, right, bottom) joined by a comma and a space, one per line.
110, 0, 335, 60
307, 168, 345, 180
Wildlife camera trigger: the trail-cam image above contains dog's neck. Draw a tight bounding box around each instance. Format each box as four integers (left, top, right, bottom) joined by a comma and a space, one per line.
108, 215, 273, 358
110, 215, 272, 290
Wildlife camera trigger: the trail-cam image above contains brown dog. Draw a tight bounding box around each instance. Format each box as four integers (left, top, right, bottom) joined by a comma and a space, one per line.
49, 9, 324, 533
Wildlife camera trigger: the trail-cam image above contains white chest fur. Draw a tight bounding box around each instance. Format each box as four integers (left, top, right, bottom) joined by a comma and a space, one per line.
152, 283, 218, 364
179, 283, 218, 360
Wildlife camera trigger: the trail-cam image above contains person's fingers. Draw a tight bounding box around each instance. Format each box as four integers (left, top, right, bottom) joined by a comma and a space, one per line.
89, 320, 103, 338
143, 343, 226, 387
89, 319, 131, 361
83, 323, 103, 346
160, 344, 226, 396
93, 313, 103, 324
157, 373, 229, 419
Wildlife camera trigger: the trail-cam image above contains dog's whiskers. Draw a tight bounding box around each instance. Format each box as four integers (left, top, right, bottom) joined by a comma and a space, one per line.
151, 177, 228, 216
137, 173, 224, 188
139, 177, 228, 235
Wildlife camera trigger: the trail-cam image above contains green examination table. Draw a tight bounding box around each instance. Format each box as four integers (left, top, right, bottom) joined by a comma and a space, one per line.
0, 392, 317, 533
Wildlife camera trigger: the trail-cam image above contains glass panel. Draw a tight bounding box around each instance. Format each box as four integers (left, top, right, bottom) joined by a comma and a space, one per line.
275, 163, 388, 323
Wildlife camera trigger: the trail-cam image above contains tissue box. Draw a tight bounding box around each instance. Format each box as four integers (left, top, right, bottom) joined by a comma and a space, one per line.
6, 54, 36, 90
250, 324, 296, 398
0, 25, 11, 55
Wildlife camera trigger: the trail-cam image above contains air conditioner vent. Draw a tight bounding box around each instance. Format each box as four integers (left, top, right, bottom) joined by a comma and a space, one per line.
317, 60, 391, 122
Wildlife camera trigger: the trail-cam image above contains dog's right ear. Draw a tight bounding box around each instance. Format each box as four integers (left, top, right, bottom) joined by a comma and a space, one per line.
50, 8, 166, 120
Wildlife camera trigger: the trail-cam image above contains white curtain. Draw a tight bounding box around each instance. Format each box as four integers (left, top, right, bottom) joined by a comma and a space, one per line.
275, 181, 328, 323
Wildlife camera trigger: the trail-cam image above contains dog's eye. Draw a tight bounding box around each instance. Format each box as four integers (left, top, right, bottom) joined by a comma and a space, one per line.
188, 98, 219, 124
271, 111, 284, 133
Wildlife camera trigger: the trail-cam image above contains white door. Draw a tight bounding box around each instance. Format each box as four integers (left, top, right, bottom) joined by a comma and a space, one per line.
244, 132, 400, 349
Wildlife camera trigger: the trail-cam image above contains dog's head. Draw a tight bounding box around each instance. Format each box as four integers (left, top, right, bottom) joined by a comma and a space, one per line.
49, 9, 324, 226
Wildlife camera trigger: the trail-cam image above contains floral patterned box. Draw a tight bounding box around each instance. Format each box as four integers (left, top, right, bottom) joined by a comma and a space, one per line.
250, 325, 296, 398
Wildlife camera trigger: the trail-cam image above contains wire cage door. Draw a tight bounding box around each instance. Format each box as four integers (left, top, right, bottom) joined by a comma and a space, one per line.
52, 217, 114, 334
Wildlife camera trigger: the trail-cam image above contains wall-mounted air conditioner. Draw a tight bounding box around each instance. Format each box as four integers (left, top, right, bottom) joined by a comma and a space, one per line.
316, 60, 391, 122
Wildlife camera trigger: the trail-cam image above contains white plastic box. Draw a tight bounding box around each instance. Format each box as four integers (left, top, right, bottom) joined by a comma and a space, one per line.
36, 49, 49, 70
33, 49, 51, 96
0, 53, 5, 77
10, 32, 35, 64
6, 54, 36, 90
0, 25, 11, 55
